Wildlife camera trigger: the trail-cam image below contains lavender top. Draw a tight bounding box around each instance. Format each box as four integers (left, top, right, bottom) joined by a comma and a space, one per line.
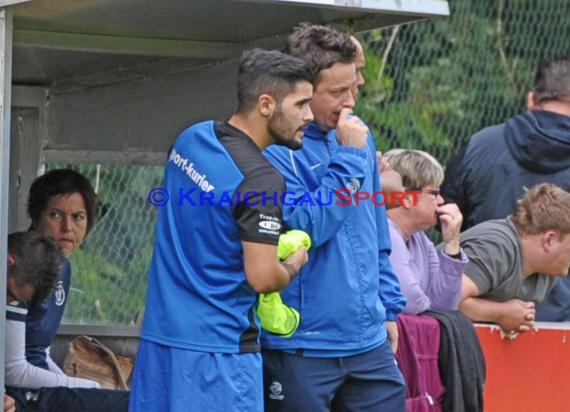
388, 218, 468, 315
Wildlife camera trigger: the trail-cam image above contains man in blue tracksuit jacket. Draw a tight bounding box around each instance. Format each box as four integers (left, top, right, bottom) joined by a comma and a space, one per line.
262, 23, 406, 412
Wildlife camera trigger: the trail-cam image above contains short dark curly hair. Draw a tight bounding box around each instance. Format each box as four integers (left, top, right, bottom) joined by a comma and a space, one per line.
236, 48, 314, 114
27, 169, 98, 234
532, 55, 570, 104
285, 22, 357, 79
8, 231, 64, 304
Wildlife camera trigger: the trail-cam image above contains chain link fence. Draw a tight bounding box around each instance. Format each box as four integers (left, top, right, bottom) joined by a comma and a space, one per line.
357, 0, 570, 164
49, 0, 570, 325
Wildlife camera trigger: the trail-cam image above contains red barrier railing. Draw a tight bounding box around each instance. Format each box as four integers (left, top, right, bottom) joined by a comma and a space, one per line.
476, 323, 570, 412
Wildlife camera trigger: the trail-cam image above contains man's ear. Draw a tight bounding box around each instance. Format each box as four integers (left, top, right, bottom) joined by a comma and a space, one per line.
258, 94, 276, 118
527, 91, 537, 110
542, 230, 557, 251
7, 254, 15, 267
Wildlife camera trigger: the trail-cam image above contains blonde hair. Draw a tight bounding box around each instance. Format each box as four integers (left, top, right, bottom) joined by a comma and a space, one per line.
512, 183, 570, 236
384, 149, 444, 190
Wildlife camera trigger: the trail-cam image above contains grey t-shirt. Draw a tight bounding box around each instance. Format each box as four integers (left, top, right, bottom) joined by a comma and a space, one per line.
460, 218, 556, 303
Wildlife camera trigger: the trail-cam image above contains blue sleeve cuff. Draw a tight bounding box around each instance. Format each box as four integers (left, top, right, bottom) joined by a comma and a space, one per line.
336, 145, 368, 159
385, 311, 400, 322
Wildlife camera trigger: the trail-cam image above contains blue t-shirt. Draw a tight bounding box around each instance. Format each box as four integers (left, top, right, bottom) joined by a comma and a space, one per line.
5, 258, 71, 369
141, 120, 285, 353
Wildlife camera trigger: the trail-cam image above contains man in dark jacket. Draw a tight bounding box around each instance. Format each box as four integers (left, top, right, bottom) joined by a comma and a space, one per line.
441, 55, 570, 321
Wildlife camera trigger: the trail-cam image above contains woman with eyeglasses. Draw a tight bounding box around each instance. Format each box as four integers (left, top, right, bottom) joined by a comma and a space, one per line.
384, 149, 468, 315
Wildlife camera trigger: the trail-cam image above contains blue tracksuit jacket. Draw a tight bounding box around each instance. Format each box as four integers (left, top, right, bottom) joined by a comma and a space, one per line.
262, 122, 406, 355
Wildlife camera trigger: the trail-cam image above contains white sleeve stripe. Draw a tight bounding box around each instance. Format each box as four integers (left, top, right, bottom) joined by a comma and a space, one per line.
288, 149, 298, 177
6, 306, 28, 315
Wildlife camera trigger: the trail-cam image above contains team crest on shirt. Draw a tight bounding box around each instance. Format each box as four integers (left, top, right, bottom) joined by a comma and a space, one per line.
54, 280, 66, 306
269, 381, 284, 400
345, 177, 361, 193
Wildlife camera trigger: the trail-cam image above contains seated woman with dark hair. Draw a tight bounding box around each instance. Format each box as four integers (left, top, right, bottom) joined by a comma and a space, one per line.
384, 149, 468, 315
5, 169, 100, 389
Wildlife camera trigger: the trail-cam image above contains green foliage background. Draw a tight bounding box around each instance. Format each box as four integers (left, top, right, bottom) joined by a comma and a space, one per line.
356, 0, 570, 165
55, 0, 570, 325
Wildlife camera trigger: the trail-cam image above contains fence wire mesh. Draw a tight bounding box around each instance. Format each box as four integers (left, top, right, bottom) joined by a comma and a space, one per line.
48, 0, 570, 325
357, 0, 570, 163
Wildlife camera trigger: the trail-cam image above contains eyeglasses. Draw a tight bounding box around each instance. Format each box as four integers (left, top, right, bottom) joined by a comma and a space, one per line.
422, 188, 441, 199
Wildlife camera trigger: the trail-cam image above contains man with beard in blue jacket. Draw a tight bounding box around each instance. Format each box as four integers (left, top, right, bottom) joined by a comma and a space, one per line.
262, 23, 406, 412
441, 55, 570, 322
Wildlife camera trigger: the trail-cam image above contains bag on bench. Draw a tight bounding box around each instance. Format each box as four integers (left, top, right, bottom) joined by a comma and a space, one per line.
63, 335, 133, 390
